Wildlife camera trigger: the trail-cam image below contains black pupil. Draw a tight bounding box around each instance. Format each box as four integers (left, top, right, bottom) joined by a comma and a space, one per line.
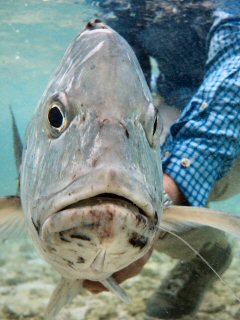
48, 106, 64, 128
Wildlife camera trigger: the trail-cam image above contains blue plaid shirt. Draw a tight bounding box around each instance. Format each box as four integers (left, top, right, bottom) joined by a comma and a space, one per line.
162, 3, 240, 207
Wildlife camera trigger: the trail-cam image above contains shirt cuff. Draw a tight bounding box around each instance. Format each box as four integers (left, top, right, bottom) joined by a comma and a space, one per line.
162, 144, 222, 207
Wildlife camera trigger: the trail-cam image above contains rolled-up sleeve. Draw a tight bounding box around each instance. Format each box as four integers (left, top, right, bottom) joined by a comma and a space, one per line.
162, 5, 240, 207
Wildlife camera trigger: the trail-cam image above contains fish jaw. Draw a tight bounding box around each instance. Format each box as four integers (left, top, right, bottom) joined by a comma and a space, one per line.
28, 161, 162, 280
39, 197, 157, 280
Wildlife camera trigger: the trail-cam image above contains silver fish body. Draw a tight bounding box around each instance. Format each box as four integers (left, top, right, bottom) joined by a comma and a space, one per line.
20, 20, 163, 281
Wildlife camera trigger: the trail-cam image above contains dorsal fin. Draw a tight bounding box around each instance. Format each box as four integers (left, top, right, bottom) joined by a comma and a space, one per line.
9, 105, 23, 174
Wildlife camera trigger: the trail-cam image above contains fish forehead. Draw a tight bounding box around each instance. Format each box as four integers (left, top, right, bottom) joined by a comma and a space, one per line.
41, 25, 152, 118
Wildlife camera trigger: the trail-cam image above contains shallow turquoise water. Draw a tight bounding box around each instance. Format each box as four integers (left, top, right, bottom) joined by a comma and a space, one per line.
0, 0, 96, 195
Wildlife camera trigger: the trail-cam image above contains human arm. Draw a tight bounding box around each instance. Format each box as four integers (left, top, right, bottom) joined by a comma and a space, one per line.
161, 3, 240, 207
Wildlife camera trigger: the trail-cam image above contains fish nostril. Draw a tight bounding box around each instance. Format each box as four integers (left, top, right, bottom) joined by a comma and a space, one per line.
99, 118, 130, 139
125, 128, 130, 139
31, 218, 40, 235
154, 211, 158, 225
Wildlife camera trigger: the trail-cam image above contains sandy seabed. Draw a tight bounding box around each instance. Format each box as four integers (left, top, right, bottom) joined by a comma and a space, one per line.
0, 237, 240, 320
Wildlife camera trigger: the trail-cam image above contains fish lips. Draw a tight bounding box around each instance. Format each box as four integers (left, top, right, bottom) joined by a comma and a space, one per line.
41, 195, 157, 241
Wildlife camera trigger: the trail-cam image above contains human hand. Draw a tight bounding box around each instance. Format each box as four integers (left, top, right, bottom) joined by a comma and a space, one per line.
83, 249, 152, 293
163, 173, 187, 205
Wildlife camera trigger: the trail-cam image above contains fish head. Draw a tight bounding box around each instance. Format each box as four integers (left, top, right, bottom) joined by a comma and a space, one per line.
20, 20, 163, 280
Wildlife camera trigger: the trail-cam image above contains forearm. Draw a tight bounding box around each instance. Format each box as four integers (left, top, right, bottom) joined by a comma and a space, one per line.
162, 9, 240, 207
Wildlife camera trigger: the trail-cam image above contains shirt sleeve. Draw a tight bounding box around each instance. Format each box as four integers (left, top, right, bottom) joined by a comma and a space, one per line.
161, 6, 240, 207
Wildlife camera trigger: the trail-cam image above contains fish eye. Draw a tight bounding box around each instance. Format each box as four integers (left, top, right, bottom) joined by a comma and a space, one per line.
141, 103, 162, 149
48, 104, 66, 131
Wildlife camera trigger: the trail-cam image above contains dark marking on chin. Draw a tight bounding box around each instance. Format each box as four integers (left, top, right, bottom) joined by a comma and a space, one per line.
154, 211, 158, 224
31, 218, 40, 235
71, 233, 91, 241
149, 221, 157, 231
91, 158, 98, 167
108, 209, 114, 220
47, 246, 57, 253
129, 232, 148, 249
135, 213, 147, 225
63, 258, 74, 268
125, 128, 129, 139
77, 257, 85, 264
60, 232, 71, 243
67, 260, 74, 268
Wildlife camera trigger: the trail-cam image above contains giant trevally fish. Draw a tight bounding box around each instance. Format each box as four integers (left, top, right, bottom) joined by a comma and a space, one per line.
1, 20, 240, 319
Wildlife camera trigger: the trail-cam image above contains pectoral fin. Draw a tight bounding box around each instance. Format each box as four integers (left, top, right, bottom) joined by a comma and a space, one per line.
45, 278, 83, 320
162, 206, 240, 237
0, 196, 25, 240
45, 276, 130, 319
100, 276, 131, 304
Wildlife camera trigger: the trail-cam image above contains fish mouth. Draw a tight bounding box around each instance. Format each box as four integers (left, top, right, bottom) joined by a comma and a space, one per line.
40, 191, 159, 241
61, 193, 151, 220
